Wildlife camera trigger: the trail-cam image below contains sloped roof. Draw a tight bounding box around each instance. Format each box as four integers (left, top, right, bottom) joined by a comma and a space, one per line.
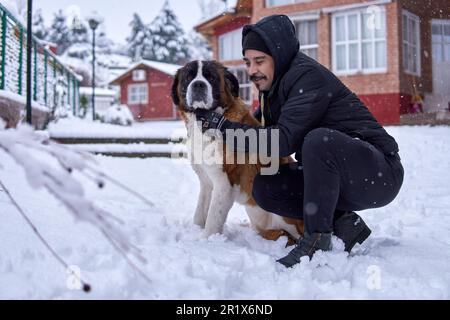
195, 0, 252, 37
109, 59, 181, 85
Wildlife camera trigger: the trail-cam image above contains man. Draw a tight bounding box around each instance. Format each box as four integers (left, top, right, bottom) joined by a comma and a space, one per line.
195, 15, 404, 268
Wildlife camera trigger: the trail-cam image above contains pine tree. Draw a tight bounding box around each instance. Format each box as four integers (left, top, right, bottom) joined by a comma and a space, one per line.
126, 13, 147, 61
96, 23, 113, 55
145, 0, 190, 64
65, 18, 90, 59
33, 9, 48, 40
48, 10, 71, 55
187, 31, 212, 61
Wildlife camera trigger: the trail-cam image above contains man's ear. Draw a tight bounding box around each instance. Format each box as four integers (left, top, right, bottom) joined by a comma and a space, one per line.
224, 69, 240, 98
171, 69, 181, 106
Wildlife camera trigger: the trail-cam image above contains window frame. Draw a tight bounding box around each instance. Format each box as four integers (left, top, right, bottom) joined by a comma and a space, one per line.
218, 28, 243, 62
228, 66, 252, 106
132, 69, 146, 82
431, 19, 450, 63
331, 6, 387, 75
265, 0, 312, 8
295, 19, 319, 60
127, 83, 148, 105
402, 10, 421, 76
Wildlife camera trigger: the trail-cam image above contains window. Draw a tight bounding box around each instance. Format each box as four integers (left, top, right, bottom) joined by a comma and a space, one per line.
229, 67, 252, 106
402, 11, 421, 75
219, 28, 243, 61
128, 84, 148, 105
266, 0, 312, 7
296, 20, 318, 60
266, 0, 294, 7
332, 7, 386, 74
432, 20, 450, 62
132, 69, 146, 81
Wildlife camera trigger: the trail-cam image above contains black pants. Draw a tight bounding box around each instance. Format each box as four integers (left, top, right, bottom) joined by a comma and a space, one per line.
252, 128, 404, 234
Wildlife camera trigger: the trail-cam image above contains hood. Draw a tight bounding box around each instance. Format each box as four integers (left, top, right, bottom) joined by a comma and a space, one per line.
242, 15, 299, 81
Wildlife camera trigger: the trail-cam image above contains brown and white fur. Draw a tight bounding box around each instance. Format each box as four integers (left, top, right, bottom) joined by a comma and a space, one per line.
171, 60, 303, 244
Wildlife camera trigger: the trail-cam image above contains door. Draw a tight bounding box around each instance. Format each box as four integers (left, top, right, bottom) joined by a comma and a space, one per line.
426, 20, 450, 112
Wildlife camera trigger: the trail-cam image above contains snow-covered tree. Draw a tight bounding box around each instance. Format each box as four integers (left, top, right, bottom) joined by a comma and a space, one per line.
145, 0, 190, 64
33, 9, 48, 40
198, 0, 227, 20
0, 124, 154, 288
63, 13, 116, 87
48, 10, 71, 55
187, 31, 212, 61
65, 19, 90, 59
95, 22, 114, 56
126, 13, 147, 61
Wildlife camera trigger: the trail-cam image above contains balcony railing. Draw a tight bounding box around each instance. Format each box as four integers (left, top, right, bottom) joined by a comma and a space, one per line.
0, 2, 80, 116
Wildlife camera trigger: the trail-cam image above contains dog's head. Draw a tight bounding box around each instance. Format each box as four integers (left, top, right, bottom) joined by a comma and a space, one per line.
171, 60, 240, 113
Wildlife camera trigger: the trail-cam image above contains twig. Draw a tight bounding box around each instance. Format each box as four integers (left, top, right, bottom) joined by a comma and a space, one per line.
0, 178, 91, 293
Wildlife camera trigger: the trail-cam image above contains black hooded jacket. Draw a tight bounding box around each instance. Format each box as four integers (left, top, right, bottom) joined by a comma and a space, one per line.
224, 14, 399, 160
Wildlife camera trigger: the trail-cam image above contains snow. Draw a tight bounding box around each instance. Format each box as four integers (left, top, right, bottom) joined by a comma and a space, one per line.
79, 87, 117, 97
197, 0, 238, 25
48, 117, 186, 140
138, 59, 182, 75
110, 60, 181, 85
0, 90, 50, 113
0, 1, 25, 25
101, 104, 134, 126
67, 143, 186, 154
1, 125, 450, 299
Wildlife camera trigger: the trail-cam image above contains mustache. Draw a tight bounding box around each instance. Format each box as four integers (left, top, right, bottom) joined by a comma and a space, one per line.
250, 74, 267, 82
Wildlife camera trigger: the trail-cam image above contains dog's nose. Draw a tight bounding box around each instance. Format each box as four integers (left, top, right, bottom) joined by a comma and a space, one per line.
192, 81, 206, 90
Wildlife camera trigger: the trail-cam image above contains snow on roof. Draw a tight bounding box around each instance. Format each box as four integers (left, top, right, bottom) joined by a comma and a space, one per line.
109, 60, 181, 85
196, 0, 239, 27
140, 60, 181, 76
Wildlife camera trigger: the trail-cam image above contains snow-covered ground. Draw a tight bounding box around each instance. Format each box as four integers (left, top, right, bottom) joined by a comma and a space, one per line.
48, 118, 186, 140
1, 125, 450, 299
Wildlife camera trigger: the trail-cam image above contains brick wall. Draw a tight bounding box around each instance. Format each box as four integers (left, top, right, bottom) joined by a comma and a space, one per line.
398, 0, 450, 96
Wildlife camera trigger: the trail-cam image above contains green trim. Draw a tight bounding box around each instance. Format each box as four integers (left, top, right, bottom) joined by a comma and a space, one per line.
18, 27, 23, 95
1, 12, 7, 90
44, 52, 47, 105
77, 82, 80, 115
33, 42, 37, 101
72, 78, 76, 115
67, 73, 70, 106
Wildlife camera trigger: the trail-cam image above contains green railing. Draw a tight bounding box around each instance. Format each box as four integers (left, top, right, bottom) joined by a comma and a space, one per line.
0, 3, 80, 115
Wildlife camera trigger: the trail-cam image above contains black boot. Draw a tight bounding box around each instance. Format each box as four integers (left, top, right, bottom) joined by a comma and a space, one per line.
333, 211, 371, 252
277, 232, 332, 268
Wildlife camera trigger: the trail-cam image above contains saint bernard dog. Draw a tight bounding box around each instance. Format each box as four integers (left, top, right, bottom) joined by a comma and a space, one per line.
171, 60, 303, 244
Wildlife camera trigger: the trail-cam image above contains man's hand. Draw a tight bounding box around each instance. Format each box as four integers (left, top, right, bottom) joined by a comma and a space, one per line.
194, 109, 228, 133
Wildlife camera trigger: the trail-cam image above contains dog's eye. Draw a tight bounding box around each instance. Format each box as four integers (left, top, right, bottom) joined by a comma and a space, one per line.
202, 69, 210, 79
203, 69, 217, 82
185, 72, 195, 83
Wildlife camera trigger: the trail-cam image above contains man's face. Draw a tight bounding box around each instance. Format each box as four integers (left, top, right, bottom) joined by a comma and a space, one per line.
243, 49, 275, 92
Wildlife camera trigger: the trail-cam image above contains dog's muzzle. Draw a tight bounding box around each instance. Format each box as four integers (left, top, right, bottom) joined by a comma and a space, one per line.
187, 80, 212, 108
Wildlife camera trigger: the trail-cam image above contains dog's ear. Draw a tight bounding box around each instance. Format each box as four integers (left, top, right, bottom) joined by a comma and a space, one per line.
224, 69, 240, 98
171, 69, 181, 106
